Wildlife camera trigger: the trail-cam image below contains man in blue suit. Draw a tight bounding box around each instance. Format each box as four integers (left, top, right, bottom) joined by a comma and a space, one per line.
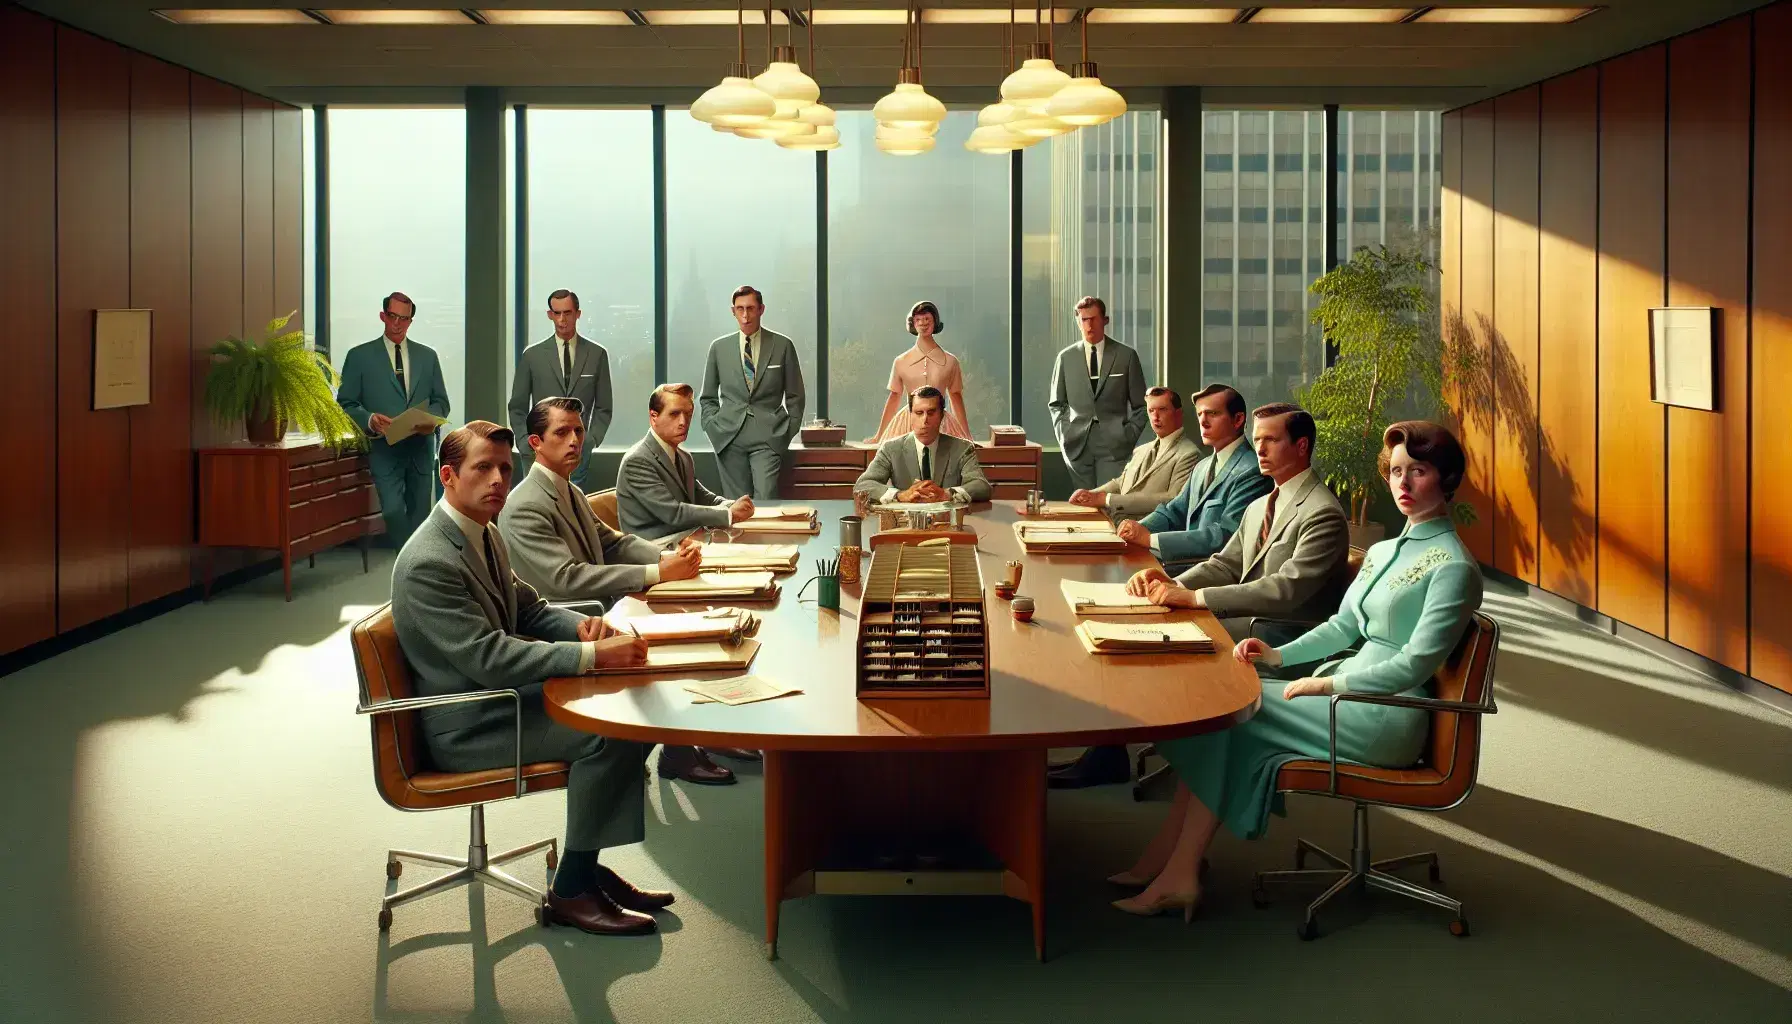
1050, 382, 1272, 789
337, 291, 452, 549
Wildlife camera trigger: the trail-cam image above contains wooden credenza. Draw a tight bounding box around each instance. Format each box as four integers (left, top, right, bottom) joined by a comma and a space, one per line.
197, 437, 384, 601
780, 440, 1044, 500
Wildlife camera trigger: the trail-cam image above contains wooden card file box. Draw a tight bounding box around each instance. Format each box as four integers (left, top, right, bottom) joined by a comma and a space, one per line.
856, 537, 991, 700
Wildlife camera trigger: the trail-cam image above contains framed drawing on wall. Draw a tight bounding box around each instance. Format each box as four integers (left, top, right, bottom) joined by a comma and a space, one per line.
1649, 306, 1717, 412
94, 308, 153, 410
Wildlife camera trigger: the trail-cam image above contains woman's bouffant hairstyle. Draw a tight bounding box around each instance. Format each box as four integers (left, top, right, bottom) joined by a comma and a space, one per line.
907, 300, 945, 335
1378, 420, 1466, 500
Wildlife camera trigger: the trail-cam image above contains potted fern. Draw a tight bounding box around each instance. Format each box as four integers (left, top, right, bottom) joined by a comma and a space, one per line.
1299, 242, 1478, 547
204, 311, 363, 448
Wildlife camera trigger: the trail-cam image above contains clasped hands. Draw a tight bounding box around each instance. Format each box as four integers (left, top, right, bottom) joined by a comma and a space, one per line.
1115, 520, 1152, 547
897, 479, 951, 503
576, 616, 650, 670
1067, 488, 1107, 508
657, 534, 703, 582
1124, 567, 1200, 609
1233, 638, 1334, 700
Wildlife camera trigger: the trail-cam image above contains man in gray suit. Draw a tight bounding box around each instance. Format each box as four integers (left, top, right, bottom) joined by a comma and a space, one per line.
1117, 383, 1275, 570
507, 289, 613, 489
1048, 296, 1149, 492
336, 291, 452, 549
1128, 402, 1350, 661
699, 285, 807, 500
498, 396, 739, 787
391, 419, 673, 936
1068, 386, 1201, 521
853, 386, 992, 503
618, 383, 754, 540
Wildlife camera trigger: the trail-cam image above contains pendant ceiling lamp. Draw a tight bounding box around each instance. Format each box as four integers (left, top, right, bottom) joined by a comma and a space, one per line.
1044, 11, 1126, 126
969, 1, 1034, 153
873, 7, 946, 136
753, 2, 819, 118
1000, 0, 1070, 117
778, 0, 842, 150
690, 0, 775, 127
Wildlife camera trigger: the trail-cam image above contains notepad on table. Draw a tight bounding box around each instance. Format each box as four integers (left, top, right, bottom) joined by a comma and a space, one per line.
1013, 521, 1127, 552
751, 505, 816, 520
1030, 501, 1104, 519
697, 542, 800, 572
684, 674, 802, 706
1060, 579, 1169, 615
602, 601, 758, 643
732, 517, 820, 535
588, 638, 762, 674
1076, 620, 1214, 655
643, 571, 777, 601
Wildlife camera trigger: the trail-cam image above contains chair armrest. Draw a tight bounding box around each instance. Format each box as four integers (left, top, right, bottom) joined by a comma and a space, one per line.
1322, 690, 1499, 796
1239, 616, 1323, 640
357, 689, 529, 800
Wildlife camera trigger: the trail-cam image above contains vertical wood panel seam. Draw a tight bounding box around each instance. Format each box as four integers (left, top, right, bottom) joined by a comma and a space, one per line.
1593, 65, 1601, 603
125, 53, 135, 603
1746, 14, 1757, 676
51, 27, 61, 634
1661, 42, 1672, 636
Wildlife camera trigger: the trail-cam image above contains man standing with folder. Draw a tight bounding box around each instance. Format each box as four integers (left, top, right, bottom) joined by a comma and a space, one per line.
337, 291, 452, 549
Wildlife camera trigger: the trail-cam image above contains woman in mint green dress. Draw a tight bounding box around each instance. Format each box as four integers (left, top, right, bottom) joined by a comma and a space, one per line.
1111, 421, 1483, 920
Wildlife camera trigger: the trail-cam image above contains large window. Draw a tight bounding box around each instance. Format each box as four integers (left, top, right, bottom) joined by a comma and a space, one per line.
1020, 110, 1161, 442
525, 108, 656, 448
327, 107, 468, 420
829, 111, 1011, 441
665, 114, 818, 451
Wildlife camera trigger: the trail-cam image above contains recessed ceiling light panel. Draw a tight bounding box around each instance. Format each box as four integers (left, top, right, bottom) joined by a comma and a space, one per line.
921, 8, 1076, 23
640, 9, 790, 25
1086, 8, 1241, 23
153, 9, 319, 24
807, 9, 907, 24
1415, 7, 1597, 23
476, 9, 635, 25
317, 9, 475, 24
1251, 7, 1416, 23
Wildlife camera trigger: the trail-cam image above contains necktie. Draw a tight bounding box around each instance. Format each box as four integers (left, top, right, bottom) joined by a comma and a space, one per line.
482, 530, 504, 591
1088, 345, 1099, 380
1258, 489, 1279, 547
564, 486, 596, 561
1201, 458, 1216, 494
678, 450, 694, 498
742, 337, 756, 389
393, 342, 406, 393
920, 443, 933, 482
1138, 439, 1159, 478
561, 339, 573, 388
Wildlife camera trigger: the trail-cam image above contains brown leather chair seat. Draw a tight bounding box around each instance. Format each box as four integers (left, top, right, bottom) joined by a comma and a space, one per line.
588, 488, 620, 531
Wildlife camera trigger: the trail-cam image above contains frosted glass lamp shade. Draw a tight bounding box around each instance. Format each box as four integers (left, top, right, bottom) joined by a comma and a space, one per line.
691, 76, 776, 126
1000, 57, 1071, 115
872, 81, 947, 130
754, 61, 821, 118
1045, 76, 1126, 126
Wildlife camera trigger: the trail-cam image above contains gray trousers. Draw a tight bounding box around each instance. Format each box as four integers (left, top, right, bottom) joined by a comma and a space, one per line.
716, 442, 783, 500
1063, 451, 1129, 495
368, 434, 436, 550
426, 683, 649, 851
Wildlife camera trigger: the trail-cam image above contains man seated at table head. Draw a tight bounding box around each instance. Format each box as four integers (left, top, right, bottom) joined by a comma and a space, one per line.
390, 419, 673, 937
852, 385, 992, 504
1067, 386, 1201, 521
500, 397, 738, 786
1115, 383, 1272, 573
1125, 402, 1350, 662
618, 383, 754, 541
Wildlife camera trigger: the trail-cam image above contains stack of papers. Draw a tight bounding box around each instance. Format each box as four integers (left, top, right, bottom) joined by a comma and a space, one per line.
684, 674, 803, 705
1076, 620, 1215, 655
733, 515, 820, 535
1060, 579, 1169, 615
698, 542, 800, 572
602, 605, 758, 644
588, 638, 762, 674
643, 571, 778, 601
1013, 521, 1128, 553
1030, 501, 1105, 519
752, 505, 816, 521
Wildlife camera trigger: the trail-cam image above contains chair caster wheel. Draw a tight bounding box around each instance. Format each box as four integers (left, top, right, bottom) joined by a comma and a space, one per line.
378, 908, 393, 931
386, 860, 402, 880
1250, 887, 1271, 910
537, 902, 553, 928
1297, 919, 1318, 941
1450, 917, 1469, 938
546, 849, 558, 870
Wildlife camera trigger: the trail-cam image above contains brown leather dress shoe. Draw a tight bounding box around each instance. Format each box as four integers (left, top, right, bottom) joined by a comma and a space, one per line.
656, 744, 736, 785
595, 863, 676, 914
707, 747, 763, 762
545, 889, 656, 935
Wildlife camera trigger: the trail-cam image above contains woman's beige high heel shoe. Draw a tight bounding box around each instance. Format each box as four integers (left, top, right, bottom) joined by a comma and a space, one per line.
1111, 891, 1201, 924
1106, 871, 1151, 888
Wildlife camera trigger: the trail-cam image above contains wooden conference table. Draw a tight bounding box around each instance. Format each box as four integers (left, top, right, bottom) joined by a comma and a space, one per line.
544, 502, 1262, 961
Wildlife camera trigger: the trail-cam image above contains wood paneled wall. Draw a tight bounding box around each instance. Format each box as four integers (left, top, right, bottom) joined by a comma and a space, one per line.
1444, 3, 1792, 693
0, 5, 304, 656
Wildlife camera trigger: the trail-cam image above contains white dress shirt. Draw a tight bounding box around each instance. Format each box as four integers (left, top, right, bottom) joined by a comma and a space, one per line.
1081, 338, 1106, 379
528, 460, 659, 586
439, 499, 597, 672
879, 433, 971, 504
384, 336, 411, 394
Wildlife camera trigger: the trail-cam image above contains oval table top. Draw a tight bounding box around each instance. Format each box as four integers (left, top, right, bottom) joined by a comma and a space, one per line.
544, 501, 1262, 752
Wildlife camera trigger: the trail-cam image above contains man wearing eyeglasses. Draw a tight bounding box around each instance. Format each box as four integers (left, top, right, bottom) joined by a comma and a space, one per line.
338, 291, 452, 548
507, 289, 614, 488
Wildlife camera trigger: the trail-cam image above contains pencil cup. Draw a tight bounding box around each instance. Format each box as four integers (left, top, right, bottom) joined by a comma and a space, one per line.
838, 545, 862, 585
817, 574, 841, 610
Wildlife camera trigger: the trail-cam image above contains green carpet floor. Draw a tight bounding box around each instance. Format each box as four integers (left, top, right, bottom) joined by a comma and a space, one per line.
0, 548, 1787, 1023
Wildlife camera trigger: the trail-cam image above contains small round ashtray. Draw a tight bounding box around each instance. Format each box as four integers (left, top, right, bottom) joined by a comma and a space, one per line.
994, 583, 1016, 601
1011, 596, 1035, 622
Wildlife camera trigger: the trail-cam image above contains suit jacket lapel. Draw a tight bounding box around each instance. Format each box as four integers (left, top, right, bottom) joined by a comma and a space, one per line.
1071, 347, 1098, 405
1242, 474, 1317, 577
566, 481, 604, 562
572, 335, 595, 391
403, 344, 424, 405
1093, 338, 1118, 397
459, 522, 509, 623
545, 475, 597, 562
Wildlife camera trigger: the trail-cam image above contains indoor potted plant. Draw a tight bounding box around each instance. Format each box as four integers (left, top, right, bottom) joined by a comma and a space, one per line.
1300, 241, 1478, 548
204, 311, 363, 447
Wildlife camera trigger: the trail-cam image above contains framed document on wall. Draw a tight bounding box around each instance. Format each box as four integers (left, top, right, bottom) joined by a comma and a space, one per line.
1649, 306, 1717, 412
94, 308, 152, 410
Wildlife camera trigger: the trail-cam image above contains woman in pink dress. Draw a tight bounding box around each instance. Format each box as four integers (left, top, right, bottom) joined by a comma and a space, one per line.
866, 301, 973, 443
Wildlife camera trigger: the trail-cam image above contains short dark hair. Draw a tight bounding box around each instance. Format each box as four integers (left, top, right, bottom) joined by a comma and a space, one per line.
526, 396, 584, 439
1192, 383, 1247, 419
439, 420, 513, 473
1075, 296, 1108, 319
1379, 420, 1467, 500
547, 288, 580, 311
731, 285, 764, 307
907, 385, 947, 412
382, 291, 415, 315
1144, 385, 1181, 410
907, 300, 945, 335
649, 382, 695, 414
1252, 402, 1317, 456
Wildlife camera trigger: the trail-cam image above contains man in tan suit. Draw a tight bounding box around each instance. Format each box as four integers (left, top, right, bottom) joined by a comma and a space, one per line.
1126, 402, 1351, 666
1068, 386, 1199, 519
